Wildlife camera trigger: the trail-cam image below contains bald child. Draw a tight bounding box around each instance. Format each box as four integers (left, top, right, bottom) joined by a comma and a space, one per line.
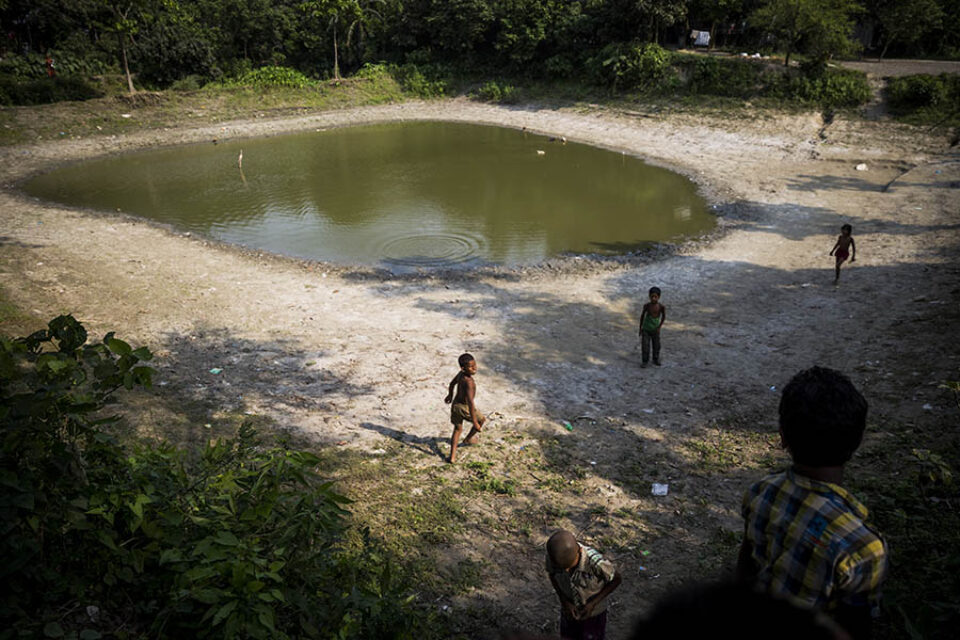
545, 530, 622, 640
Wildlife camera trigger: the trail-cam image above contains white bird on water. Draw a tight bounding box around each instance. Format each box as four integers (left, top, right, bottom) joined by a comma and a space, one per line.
238, 149, 243, 169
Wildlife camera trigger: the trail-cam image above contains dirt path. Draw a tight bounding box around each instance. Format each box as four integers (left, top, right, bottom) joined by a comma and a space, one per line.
2, 99, 959, 637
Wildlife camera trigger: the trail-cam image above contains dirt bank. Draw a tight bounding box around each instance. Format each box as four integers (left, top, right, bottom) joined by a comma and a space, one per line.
1, 99, 958, 637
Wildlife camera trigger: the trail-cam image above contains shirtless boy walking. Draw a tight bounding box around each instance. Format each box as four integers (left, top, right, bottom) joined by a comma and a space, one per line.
829, 224, 856, 284
444, 353, 485, 463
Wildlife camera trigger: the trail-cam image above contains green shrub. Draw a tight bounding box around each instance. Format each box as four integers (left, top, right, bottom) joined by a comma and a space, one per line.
389, 63, 447, 98
475, 80, 518, 103
0, 52, 109, 81
773, 68, 870, 108
593, 42, 670, 91
0, 75, 102, 105
170, 74, 206, 91
231, 66, 315, 89
0, 316, 435, 639
887, 74, 960, 111
673, 53, 767, 98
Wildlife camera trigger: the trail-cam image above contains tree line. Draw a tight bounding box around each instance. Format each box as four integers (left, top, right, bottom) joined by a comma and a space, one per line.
0, 0, 957, 90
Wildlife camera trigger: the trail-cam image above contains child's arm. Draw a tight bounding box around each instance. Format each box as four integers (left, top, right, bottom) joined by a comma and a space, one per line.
548, 573, 579, 620
829, 236, 840, 256
444, 373, 459, 404
850, 237, 856, 262
581, 571, 622, 618
657, 305, 666, 333
638, 304, 648, 336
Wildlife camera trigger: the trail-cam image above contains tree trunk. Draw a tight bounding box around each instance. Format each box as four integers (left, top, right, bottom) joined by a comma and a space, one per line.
119, 32, 135, 94
333, 23, 340, 82
879, 40, 891, 61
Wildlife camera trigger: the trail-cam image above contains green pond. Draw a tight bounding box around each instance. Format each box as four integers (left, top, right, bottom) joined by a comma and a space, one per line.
23, 121, 714, 269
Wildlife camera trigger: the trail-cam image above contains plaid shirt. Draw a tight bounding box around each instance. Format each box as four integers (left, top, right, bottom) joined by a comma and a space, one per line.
741, 469, 887, 614
546, 544, 617, 615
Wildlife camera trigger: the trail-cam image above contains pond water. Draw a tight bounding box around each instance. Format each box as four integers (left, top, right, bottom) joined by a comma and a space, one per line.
23, 121, 714, 269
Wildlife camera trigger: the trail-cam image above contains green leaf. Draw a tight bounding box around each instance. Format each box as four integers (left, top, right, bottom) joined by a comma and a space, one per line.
43, 622, 64, 638
212, 600, 237, 627
106, 337, 132, 356
215, 530, 240, 547
131, 346, 153, 361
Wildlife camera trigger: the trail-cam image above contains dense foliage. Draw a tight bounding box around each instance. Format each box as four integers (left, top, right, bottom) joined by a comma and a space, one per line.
0, 0, 955, 99
886, 72, 960, 126
0, 316, 434, 639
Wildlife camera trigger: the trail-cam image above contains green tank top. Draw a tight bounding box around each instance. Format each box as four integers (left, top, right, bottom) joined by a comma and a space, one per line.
642, 312, 662, 332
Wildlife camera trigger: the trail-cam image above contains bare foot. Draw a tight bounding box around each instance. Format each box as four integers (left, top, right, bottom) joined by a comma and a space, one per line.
463, 435, 480, 445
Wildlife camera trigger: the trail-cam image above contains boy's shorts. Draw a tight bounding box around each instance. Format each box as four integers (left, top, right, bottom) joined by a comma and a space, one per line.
451, 403, 484, 426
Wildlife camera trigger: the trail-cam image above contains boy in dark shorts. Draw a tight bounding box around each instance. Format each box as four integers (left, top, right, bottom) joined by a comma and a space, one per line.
444, 353, 485, 463
545, 529, 622, 640
829, 224, 856, 284
638, 286, 666, 367
737, 366, 887, 640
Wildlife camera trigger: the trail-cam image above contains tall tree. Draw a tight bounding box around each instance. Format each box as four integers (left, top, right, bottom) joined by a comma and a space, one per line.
871, 0, 944, 60
300, 0, 382, 81
751, 0, 862, 66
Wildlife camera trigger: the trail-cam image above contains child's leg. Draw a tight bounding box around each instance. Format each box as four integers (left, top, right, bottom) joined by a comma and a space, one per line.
463, 415, 485, 445
652, 331, 661, 365
835, 259, 842, 282
641, 331, 651, 364
449, 423, 463, 462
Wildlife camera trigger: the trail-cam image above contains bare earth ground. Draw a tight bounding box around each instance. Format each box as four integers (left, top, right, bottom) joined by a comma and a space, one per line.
1, 99, 959, 637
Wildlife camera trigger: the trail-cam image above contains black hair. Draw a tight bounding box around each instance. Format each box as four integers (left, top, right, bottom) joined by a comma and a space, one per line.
841, 223, 852, 233
630, 581, 841, 640
458, 353, 475, 367
649, 286, 661, 296
779, 366, 867, 467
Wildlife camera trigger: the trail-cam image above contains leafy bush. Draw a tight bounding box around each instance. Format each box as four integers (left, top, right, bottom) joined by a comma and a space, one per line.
593, 42, 671, 91
0, 316, 435, 639
771, 68, 870, 108
673, 53, 767, 97
474, 80, 518, 103
231, 66, 316, 89
388, 63, 447, 98
887, 74, 960, 112
0, 52, 109, 81
0, 75, 103, 105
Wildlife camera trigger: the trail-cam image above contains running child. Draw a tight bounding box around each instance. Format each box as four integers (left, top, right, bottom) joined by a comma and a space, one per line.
638, 286, 666, 367
444, 353, 485, 463
829, 224, 856, 284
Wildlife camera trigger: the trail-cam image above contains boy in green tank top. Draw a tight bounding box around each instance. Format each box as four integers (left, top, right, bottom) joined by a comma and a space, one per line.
638, 287, 666, 367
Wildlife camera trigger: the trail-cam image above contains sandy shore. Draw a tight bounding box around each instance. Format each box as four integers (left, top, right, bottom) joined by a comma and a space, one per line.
1, 98, 958, 636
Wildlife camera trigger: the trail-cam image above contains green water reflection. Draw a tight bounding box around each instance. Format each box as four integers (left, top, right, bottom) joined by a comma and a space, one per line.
23, 121, 714, 268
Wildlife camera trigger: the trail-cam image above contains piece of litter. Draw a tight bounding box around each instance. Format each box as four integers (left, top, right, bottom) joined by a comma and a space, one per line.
562, 421, 573, 431
370, 448, 387, 455
590, 461, 597, 465
209, 368, 223, 374
121, 113, 132, 118
922, 404, 933, 411
642, 408, 655, 414
642, 550, 651, 556
855, 163, 867, 171
411, 487, 423, 496
638, 565, 646, 571
536, 149, 546, 155
651, 483, 669, 496
204, 423, 211, 428
770, 386, 777, 391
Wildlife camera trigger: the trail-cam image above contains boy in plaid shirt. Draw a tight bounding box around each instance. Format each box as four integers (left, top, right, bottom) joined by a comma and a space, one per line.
737, 366, 887, 640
